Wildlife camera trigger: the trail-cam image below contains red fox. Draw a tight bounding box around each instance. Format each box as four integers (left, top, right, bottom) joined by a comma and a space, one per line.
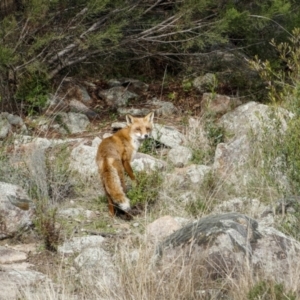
96, 112, 154, 217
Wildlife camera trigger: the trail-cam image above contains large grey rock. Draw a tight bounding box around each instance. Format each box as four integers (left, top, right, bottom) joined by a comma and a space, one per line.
0, 182, 35, 239
193, 73, 216, 93
219, 101, 292, 140
168, 164, 212, 185
132, 152, 166, 172
167, 146, 192, 167
58, 236, 105, 254
99, 86, 138, 107
0, 269, 50, 300
148, 98, 177, 116
58, 112, 90, 134
69, 144, 98, 178
146, 216, 181, 243
157, 213, 300, 284
213, 102, 293, 188
74, 247, 118, 293
201, 93, 242, 115
152, 124, 185, 148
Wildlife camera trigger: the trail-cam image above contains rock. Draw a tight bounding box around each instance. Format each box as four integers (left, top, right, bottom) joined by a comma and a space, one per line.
58, 236, 105, 254
0, 246, 27, 264
152, 124, 185, 148
219, 101, 293, 140
57, 112, 90, 134
157, 212, 300, 285
213, 102, 293, 188
0, 269, 50, 300
0, 182, 35, 239
6, 113, 24, 126
69, 99, 97, 118
74, 247, 118, 292
201, 93, 242, 115
148, 98, 177, 116
132, 152, 166, 172
173, 164, 212, 185
146, 216, 181, 242
91, 137, 102, 147
78, 85, 92, 103
0, 115, 11, 139
99, 86, 138, 107
167, 146, 192, 167
193, 73, 216, 93
69, 144, 98, 178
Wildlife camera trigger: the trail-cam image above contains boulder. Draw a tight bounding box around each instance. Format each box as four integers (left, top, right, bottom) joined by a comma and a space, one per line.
0, 182, 35, 239
152, 124, 185, 148
99, 86, 138, 107
167, 146, 192, 167
201, 93, 242, 115
0, 269, 50, 300
58, 236, 105, 255
74, 247, 118, 293
148, 98, 177, 116
69, 144, 98, 178
157, 213, 300, 284
213, 102, 293, 188
57, 112, 90, 134
132, 152, 166, 172
193, 73, 216, 93
146, 215, 181, 242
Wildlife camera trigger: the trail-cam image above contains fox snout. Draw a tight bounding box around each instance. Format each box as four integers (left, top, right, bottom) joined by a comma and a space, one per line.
141, 133, 150, 139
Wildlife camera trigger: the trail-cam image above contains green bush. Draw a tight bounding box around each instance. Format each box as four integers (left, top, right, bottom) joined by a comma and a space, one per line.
127, 170, 163, 208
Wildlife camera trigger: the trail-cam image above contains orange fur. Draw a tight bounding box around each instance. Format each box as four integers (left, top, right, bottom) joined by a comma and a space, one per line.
96, 112, 154, 216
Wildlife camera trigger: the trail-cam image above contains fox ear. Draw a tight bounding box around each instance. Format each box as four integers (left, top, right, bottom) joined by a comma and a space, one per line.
145, 112, 154, 123
126, 114, 134, 125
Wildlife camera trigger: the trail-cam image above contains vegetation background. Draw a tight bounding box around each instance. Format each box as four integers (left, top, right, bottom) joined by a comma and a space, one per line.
1, 0, 299, 114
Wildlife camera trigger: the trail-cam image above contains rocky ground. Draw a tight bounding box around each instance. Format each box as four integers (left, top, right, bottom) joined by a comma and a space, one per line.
1, 76, 300, 299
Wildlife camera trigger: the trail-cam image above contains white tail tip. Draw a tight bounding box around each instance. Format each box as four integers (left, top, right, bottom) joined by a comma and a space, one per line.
119, 198, 131, 212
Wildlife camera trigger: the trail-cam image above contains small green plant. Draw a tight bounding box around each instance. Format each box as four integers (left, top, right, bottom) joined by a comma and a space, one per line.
181, 79, 193, 92
16, 71, 50, 115
127, 170, 163, 207
247, 280, 296, 300
167, 91, 177, 101
205, 122, 225, 148
139, 138, 157, 155
191, 148, 206, 164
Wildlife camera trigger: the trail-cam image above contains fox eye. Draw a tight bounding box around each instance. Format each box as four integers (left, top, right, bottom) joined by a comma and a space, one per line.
136, 127, 141, 131
146, 127, 151, 131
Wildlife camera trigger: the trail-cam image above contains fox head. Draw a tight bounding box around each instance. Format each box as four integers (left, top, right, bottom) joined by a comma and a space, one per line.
126, 112, 154, 141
